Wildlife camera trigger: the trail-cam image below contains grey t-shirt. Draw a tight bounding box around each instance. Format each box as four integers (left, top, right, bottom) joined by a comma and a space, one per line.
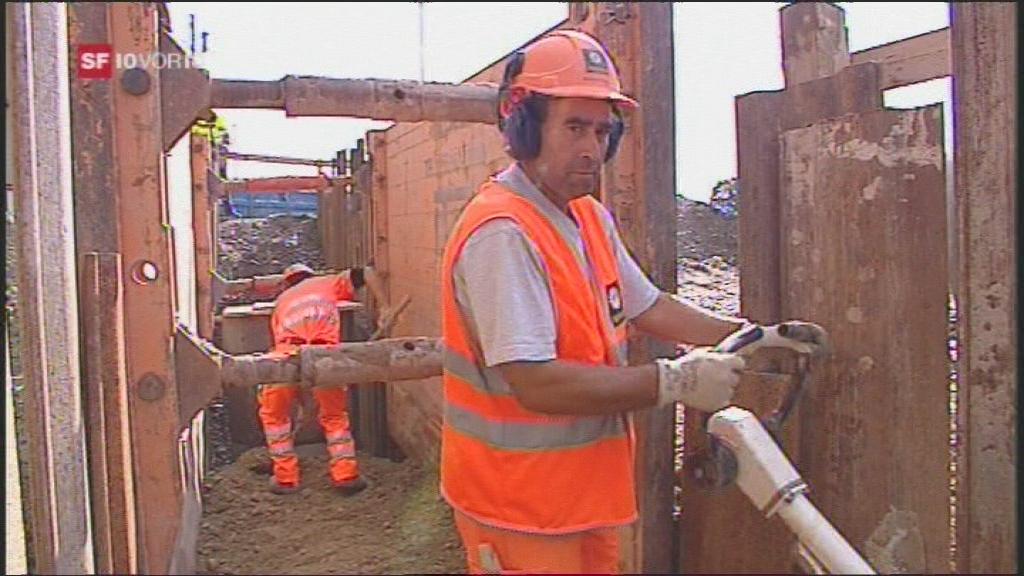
452, 163, 661, 368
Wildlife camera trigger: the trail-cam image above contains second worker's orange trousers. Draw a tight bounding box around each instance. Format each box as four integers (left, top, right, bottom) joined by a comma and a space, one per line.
257, 383, 359, 487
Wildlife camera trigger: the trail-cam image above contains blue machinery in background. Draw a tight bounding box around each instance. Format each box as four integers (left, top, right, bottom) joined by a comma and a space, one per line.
221, 191, 319, 219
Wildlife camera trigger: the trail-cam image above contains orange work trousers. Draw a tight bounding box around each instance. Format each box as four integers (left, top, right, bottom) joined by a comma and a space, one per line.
257, 384, 359, 487
453, 510, 621, 574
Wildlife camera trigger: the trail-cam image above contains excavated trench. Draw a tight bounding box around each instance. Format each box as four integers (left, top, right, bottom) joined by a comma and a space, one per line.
195, 199, 739, 575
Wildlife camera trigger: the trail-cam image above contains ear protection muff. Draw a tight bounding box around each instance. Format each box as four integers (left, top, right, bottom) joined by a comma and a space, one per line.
498, 51, 625, 163
605, 111, 624, 162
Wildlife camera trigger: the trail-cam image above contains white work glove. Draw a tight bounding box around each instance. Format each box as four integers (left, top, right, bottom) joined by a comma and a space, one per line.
655, 348, 746, 412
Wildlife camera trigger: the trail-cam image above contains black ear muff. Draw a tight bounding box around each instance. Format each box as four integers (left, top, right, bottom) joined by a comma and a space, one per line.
605, 114, 624, 162
504, 99, 543, 161
498, 52, 543, 161
497, 51, 526, 132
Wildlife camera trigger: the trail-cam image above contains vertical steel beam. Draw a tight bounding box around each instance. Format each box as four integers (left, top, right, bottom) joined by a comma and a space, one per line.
191, 133, 215, 340
66, 4, 138, 573
5, 326, 28, 576
9, 3, 94, 573
780, 2, 851, 87
80, 253, 138, 574
109, 3, 183, 571
951, 3, 1018, 573
585, 3, 677, 573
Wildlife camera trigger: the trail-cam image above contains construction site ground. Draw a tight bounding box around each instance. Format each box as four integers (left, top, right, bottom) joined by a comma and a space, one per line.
196, 445, 464, 575
191, 198, 737, 575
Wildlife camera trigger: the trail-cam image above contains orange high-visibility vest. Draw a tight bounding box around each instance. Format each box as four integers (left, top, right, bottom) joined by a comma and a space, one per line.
271, 275, 355, 354
440, 180, 635, 534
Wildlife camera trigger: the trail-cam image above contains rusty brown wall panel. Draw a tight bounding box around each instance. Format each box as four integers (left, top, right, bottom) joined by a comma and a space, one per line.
737, 56, 883, 329
781, 106, 949, 573
109, 4, 183, 572
690, 60, 884, 576
80, 254, 138, 575
951, 3, 1018, 573
736, 91, 786, 327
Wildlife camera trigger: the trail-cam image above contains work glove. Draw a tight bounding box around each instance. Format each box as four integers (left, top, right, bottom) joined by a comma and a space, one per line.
655, 348, 746, 412
716, 320, 830, 358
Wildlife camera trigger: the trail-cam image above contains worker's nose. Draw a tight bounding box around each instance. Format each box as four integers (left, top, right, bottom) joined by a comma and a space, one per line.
577, 134, 602, 166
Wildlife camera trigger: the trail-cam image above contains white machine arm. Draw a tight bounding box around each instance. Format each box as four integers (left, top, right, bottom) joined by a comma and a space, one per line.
708, 407, 875, 575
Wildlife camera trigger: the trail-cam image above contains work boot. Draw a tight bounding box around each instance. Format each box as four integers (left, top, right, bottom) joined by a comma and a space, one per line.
332, 476, 368, 496
269, 477, 300, 495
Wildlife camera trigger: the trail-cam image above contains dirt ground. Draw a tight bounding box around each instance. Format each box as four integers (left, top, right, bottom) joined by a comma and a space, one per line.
197, 444, 465, 575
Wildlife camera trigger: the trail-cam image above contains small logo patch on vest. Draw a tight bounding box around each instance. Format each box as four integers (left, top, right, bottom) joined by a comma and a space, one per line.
606, 281, 625, 325
583, 49, 609, 74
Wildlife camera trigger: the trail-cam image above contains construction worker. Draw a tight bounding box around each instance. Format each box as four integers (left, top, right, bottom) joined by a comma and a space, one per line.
258, 262, 387, 495
439, 30, 827, 574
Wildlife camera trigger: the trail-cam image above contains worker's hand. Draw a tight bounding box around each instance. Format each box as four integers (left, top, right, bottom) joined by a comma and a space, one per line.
656, 348, 746, 412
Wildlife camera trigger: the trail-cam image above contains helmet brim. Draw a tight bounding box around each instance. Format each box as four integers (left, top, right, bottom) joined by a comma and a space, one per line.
531, 85, 639, 108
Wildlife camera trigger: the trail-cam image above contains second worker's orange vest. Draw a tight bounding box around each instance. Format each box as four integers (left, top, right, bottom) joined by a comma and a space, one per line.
440, 179, 636, 534
271, 275, 354, 354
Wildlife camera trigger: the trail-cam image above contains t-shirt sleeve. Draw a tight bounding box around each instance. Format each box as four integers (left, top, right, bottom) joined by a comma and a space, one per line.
597, 206, 661, 320
453, 219, 558, 367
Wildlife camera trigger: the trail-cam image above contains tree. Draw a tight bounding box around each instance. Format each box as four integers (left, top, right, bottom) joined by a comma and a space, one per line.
709, 177, 738, 219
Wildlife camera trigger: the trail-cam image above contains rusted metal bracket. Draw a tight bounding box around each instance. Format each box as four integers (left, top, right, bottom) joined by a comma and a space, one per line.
599, 3, 632, 25
159, 31, 212, 152
173, 326, 225, 429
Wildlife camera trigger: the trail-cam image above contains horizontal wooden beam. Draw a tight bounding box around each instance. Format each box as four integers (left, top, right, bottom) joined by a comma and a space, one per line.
210, 76, 498, 123
220, 175, 348, 194
221, 151, 336, 168
850, 27, 950, 90
221, 337, 442, 387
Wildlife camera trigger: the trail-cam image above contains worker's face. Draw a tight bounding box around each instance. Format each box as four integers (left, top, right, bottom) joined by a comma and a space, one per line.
526, 98, 616, 206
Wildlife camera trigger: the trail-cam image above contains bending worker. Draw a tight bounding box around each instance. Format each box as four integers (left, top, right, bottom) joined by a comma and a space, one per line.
439, 30, 827, 574
259, 262, 387, 495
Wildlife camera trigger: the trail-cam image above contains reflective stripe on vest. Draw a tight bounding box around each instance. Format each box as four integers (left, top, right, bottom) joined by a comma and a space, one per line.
440, 180, 637, 534
444, 402, 625, 451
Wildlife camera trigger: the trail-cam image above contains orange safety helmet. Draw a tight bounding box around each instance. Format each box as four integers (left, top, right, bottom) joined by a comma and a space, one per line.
501, 30, 638, 113
498, 30, 636, 162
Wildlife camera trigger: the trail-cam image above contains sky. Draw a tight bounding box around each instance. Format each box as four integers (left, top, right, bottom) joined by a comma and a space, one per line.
165, 2, 951, 203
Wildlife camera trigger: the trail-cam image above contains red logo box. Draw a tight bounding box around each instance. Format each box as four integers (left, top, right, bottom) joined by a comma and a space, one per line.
78, 44, 113, 79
